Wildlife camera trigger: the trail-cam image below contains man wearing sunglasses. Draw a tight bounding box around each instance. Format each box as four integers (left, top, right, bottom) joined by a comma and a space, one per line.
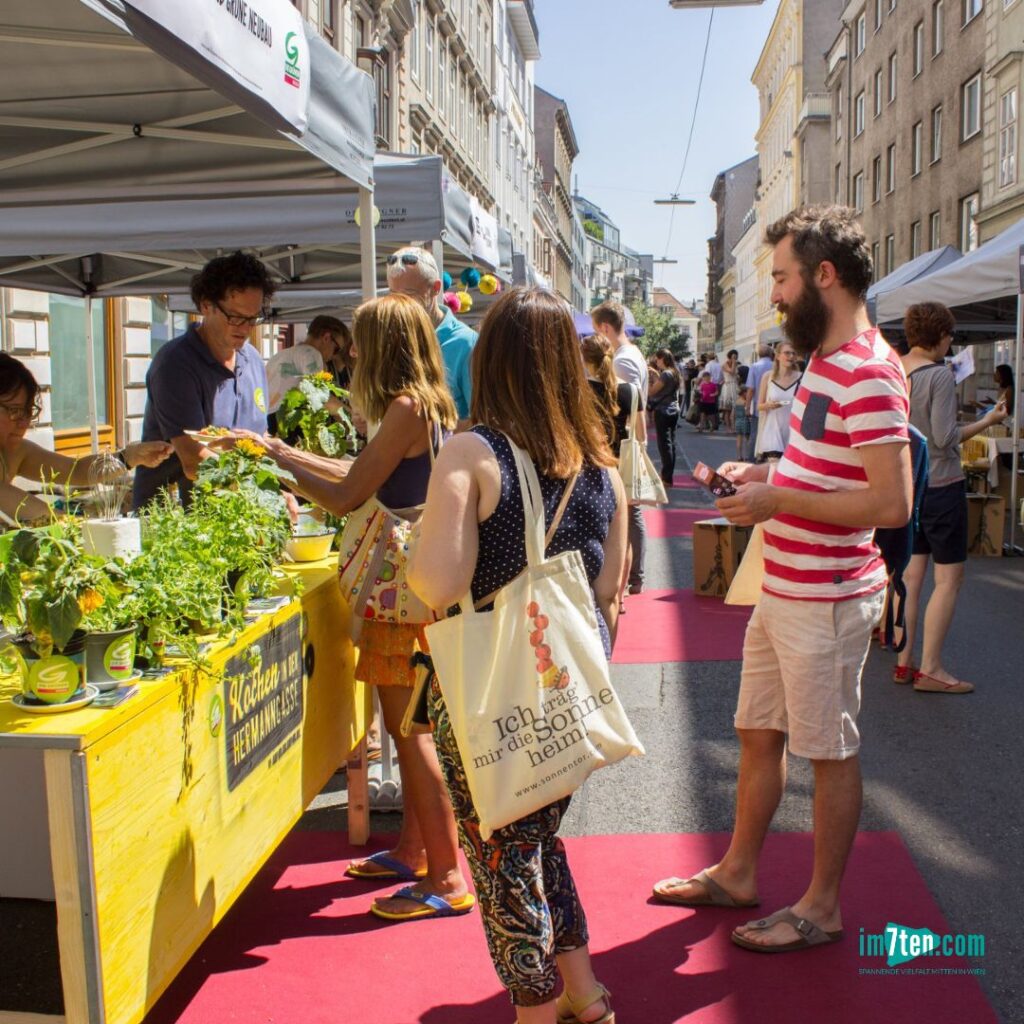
386, 246, 477, 429
133, 252, 277, 509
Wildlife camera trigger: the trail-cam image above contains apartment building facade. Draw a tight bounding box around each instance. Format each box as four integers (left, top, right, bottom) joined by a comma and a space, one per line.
707, 155, 759, 348
828, 0, 985, 279
752, 0, 844, 340
534, 86, 580, 304
978, 0, 1024, 242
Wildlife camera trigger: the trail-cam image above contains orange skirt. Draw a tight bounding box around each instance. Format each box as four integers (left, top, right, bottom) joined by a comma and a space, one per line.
355, 618, 430, 688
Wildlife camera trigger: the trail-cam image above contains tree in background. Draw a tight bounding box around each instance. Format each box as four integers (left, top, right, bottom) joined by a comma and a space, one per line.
628, 302, 692, 361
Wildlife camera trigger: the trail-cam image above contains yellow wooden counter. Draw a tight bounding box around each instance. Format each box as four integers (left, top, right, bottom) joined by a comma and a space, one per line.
0, 558, 370, 1024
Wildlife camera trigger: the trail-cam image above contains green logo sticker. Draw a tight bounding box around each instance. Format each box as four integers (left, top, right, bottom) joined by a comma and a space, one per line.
253, 386, 267, 413
284, 31, 301, 88
28, 656, 82, 704
103, 635, 136, 678
209, 693, 224, 738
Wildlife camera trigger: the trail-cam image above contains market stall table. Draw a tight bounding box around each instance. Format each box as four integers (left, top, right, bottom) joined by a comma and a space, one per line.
0, 558, 368, 1024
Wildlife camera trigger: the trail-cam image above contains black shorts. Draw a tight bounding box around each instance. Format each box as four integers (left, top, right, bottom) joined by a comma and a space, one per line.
912, 479, 967, 564
699, 401, 717, 415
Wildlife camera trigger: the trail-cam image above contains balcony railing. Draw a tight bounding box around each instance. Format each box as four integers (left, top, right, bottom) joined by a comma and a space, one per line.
799, 93, 831, 125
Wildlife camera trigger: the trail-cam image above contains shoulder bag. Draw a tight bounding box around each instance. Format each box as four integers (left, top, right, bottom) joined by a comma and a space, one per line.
618, 385, 668, 506
425, 438, 645, 839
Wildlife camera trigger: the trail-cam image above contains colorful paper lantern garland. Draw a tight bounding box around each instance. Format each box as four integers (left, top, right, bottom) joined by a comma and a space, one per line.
457, 291, 473, 313
443, 291, 462, 313
460, 267, 482, 288
353, 204, 382, 228
442, 271, 453, 290
478, 274, 498, 295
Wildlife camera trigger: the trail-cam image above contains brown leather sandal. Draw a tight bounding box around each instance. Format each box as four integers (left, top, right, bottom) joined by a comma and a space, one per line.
731, 907, 843, 953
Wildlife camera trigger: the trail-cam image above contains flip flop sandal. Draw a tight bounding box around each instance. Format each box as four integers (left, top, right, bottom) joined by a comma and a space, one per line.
369, 885, 475, 922
556, 982, 615, 1024
731, 907, 843, 953
652, 869, 759, 908
345, 851, 428, 881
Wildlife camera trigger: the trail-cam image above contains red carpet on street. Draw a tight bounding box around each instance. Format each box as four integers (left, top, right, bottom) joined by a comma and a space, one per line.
145, 830, 996, 1024
671, 476, 702, 490
612, 588, 751, 664
643, 508, 715, 538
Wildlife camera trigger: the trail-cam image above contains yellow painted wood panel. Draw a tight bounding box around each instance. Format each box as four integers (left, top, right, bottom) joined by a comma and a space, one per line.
79, 586, 362, 1024
42, 751, 91, 1024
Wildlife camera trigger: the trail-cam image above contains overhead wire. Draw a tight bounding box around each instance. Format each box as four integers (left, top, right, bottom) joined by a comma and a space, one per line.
662, 8, 715, 259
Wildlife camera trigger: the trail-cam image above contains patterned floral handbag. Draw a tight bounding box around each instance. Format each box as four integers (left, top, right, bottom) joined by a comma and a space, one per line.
336, 425, 440, 640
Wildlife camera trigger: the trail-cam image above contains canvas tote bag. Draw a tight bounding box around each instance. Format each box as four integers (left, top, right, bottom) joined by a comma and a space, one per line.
618, 385, 668, 506
337, 423, 441, 640
425, 439, 645, 839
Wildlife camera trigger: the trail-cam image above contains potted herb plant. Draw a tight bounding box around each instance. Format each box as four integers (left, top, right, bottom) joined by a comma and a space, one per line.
274, 371, 356, 458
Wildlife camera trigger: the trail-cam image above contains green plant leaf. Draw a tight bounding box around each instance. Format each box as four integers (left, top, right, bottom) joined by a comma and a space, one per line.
11, 530, 40, 566
47, 593, 82, 650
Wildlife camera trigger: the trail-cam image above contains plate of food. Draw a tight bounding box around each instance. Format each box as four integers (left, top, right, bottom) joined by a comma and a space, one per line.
184, 426, 235, 449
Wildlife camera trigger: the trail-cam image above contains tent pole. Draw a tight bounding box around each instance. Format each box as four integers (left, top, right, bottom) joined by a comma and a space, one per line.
1011, 293, 1023, 553
358, 186, 377, 301
84, 294, 99, 454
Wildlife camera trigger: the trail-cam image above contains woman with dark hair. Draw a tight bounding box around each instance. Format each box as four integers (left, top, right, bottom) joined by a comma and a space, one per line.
895, 302, 1007, 693
581, 334, 633, 453
648, 348, 681, 486
0, 354, 170, 526
410, 288, 627, 1024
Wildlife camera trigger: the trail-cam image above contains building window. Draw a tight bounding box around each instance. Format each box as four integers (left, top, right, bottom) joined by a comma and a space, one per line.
323, 0, 335, 40
912, 121, 923, 175
999, 87, 1018, 188
874, 68, 884, 117
449, 60, 457, 127
913, 21, 925, 75
875, 0, 884, 29
962, 72, 982, 140
933, 0, 944, 55
853, 171, 865, 211
438, 42, 446, 117
962, 0, 982, 24
888, 52, 898, 103
872, 241, 881, 281
931, 105, 943, 161
458, 79, 466, 143
375, 49, 393, 148
855, 91, 866, 135
410, 133, 421, 156
50, 296, 110, 432
872, 155, 883, 202
911, 220, 922, 257
424, 21, 434, 98
354, 12, 367, 48
855, 12, 867, 55
835, 162, 843, 202
886, 234, 896, 274
835, 86, 844, 139
960, 193, 980, 250
410, 0, 420, 79
930, 210, 941, 248
887, 143, 897, 192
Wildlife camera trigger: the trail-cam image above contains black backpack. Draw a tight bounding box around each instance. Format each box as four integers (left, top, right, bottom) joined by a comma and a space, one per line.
874, 423, 929, 651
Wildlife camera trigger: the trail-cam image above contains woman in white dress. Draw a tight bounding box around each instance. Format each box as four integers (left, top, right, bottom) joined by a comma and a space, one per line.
719, 349, 740, 430
755, 341, 801, 461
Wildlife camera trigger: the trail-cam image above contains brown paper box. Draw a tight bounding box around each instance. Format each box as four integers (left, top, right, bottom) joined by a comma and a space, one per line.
966, 494, 1005, 557
693, 517, 752, 597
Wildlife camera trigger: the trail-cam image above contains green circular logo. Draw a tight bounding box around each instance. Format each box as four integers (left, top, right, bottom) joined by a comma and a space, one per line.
285, 31, 299, 65
28, 656, 82, 704
209, 693, 223, 737
103, 635, 136, 678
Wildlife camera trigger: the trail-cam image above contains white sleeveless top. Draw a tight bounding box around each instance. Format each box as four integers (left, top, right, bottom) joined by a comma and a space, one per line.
757, 376, 800, 455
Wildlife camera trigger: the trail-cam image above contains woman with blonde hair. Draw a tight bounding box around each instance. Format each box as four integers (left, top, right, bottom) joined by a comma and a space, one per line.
258, 292, 472, 921
411, 288, 628, 1023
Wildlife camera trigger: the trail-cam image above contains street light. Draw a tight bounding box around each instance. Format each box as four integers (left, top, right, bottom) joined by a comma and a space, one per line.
653, 258, 679, 264
653, 194, 696, 206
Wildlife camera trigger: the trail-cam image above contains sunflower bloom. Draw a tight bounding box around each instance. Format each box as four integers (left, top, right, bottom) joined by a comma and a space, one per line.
312, 371, 334, 384
78, 589, 104, 614
236, 438, 266, 459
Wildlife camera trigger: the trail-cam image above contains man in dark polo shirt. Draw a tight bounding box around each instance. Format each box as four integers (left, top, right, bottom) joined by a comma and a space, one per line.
132, 252, 275, 509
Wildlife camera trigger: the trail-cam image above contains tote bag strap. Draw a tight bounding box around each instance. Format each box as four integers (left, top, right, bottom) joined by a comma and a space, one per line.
626, 383, 640, 440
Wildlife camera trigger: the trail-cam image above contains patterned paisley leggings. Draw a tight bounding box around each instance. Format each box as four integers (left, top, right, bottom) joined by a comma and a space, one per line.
428, 676, 589, 1007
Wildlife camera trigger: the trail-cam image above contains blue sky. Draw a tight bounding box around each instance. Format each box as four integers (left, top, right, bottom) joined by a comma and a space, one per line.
533, 0, 781, 308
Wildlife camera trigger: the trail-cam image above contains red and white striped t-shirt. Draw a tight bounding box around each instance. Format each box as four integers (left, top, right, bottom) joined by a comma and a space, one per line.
763, 328, 909, 603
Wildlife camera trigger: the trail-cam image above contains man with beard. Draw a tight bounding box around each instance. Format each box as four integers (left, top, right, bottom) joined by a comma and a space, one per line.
650, 206, 911, 955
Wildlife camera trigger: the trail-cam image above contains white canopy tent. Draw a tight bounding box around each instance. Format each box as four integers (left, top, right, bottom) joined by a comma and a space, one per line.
875, 219, 1024, 552
0, 0, 378, 452
867, 245, 962, 329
